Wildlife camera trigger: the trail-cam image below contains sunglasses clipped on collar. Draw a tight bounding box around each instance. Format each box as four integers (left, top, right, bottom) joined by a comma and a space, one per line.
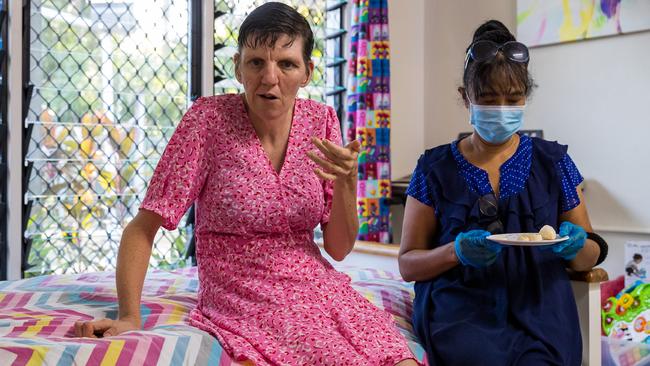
478, 193, 504, 234
464, 40, 530, 70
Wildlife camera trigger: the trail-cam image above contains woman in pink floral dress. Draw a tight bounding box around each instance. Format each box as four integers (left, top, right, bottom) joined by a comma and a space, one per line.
75, 3, 417, 365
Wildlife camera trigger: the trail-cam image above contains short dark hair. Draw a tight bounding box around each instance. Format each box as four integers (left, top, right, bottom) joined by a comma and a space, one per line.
238, 2, 314, 66
634, 253, 643, 261
463, 20, 535, 100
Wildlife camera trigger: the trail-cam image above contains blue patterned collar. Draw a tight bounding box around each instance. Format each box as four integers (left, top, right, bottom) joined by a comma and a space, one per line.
450, 134, 533, 200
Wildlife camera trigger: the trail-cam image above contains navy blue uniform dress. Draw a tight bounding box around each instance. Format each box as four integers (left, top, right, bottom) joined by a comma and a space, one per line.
406, 134, 585, 366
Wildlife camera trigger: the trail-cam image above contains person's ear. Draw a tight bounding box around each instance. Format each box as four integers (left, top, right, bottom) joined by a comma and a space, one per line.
458, 86, 470, 109
301, 60, 314, 87
233, 53, 242, 83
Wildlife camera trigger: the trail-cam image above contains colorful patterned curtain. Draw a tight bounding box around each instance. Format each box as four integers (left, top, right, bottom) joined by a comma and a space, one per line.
346, 0, 391, 243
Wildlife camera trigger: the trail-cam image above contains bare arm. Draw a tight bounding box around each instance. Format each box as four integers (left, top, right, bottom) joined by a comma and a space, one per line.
398, 197, 459, 282
309, 138, 361, 261
322, 177, 359, 261
560, 187, 600, 271
74, 209, 162, 337
115, 209, 162, 323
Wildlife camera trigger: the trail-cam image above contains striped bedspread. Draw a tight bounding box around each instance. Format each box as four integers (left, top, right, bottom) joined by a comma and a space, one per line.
0, 266, 427, 365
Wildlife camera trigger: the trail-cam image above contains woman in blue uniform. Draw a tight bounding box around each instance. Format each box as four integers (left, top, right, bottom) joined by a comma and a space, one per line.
398, 20, 608, 366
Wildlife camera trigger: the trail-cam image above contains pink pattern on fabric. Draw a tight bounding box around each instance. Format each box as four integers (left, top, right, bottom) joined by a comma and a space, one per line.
141, 94, 415, 365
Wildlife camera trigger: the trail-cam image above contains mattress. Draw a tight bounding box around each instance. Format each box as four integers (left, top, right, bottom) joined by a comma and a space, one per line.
0, 265, 427, 365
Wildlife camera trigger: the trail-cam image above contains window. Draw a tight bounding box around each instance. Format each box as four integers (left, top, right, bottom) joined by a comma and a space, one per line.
24, 0, 193, 276
323, 0, 347, 121
19, 0, 345, 276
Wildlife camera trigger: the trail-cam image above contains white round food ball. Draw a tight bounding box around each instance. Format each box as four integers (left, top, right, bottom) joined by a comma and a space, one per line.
518, 233, 543, 241
539, 225, 557, 240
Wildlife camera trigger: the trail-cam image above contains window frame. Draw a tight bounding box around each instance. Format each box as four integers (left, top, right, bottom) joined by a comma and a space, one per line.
0, 0, 9, 280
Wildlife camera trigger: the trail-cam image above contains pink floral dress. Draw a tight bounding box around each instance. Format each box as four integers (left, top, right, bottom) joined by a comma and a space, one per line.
141, 95, 415, 365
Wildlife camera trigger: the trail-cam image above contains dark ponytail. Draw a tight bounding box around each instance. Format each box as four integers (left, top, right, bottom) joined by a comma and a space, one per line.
463, 20, 534, 101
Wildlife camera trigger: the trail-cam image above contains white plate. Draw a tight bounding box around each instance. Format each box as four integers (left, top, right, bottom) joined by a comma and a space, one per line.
487, 233, 569, 246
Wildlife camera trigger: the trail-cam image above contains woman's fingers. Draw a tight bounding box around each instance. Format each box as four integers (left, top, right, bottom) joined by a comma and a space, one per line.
103, 327, 118, 337
75, 319, 115, 338
311, 137, 358, 167
313, 167, 338, 181
311, 137, 340, 162
82, 321, 97, 338
322, 139, 357, 160
309, 137, 360, 181
74, 321, 83, 337
346, 139, 362, 153
307, 151, 349, 176
311, 137, 357, 162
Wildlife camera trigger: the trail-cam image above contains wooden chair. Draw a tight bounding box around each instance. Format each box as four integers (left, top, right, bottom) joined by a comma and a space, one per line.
569, 268, 608, 366
340, 241, 608, 366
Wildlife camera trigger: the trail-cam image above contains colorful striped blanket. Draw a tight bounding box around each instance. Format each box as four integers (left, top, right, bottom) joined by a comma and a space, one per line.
0, 266, 427, 365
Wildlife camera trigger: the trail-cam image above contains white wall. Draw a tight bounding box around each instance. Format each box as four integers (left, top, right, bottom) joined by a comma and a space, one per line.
423, 0, 517, 148
526, 30, 650, 277
525, 32, 650, 233
388, 0, 425, 179
388, 0, 650, 277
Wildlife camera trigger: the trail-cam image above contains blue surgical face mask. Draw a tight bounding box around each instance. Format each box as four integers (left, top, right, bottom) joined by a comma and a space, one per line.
469, 103, 526, 144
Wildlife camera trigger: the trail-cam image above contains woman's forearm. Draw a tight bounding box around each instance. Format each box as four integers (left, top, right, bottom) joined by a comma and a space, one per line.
115, 219, 156, 324
398, 242, 459, 282
568, 239, 600, 272
323, 178, 359, 261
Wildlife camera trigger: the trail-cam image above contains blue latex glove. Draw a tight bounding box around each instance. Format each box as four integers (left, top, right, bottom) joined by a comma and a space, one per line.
543, 221, 587, 260
454, 230, 502, 268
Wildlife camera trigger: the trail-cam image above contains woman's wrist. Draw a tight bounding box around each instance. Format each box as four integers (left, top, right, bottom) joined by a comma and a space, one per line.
118, 313, 141, 324
334, 174, 357, 192
568, 239, 599, 271
447, 242, 460, 266
586, 231, 608, 266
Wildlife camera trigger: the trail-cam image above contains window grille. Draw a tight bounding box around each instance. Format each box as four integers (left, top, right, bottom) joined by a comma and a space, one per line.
19, 0, 345, 276
23, 0, 194, 276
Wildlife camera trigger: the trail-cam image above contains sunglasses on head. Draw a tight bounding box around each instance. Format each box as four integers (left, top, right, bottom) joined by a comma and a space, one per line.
478, 193, 504, 234
464, 40, 530, 70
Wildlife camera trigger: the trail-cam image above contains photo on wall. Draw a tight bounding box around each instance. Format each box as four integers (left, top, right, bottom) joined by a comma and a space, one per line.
517, 0, 650, 47
625, 241, 650, 287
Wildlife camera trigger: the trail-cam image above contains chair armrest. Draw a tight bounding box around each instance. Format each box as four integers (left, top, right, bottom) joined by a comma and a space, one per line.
567, 268, 609, 283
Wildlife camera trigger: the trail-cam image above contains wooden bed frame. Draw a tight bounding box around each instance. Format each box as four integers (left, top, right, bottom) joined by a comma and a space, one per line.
343, 241, 608, 366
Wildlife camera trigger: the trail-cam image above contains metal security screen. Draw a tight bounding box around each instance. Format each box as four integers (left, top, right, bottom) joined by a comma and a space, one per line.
24, 0, 192, 276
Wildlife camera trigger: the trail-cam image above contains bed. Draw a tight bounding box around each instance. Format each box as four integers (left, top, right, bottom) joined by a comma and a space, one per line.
0, 265, 427, 365
1, 238, 611, 366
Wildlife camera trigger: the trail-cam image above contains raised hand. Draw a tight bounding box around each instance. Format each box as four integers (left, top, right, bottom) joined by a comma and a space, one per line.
307, 137, 361, 182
